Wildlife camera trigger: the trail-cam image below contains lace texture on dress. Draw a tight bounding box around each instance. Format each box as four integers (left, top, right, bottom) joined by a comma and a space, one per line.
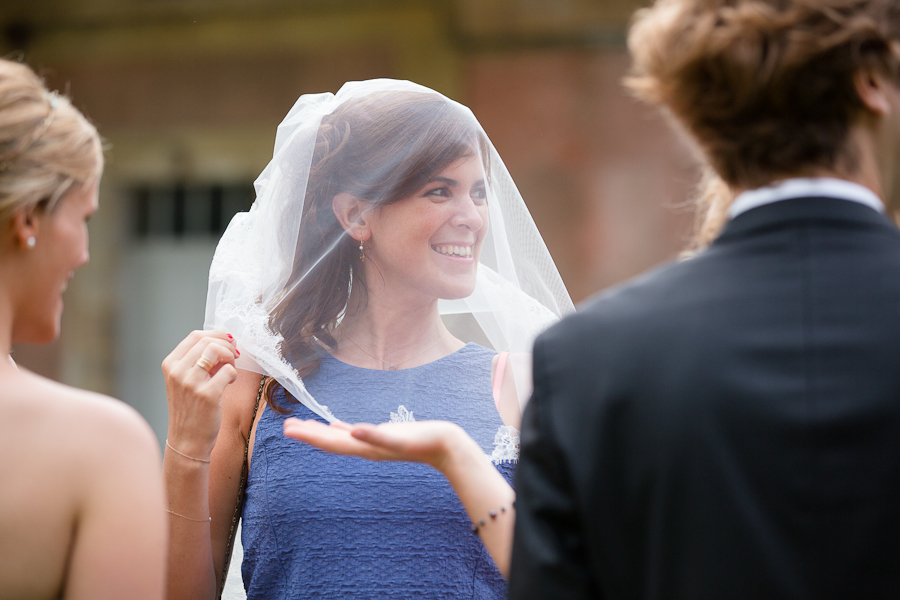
489, 425, 519, 464
389, 405, 416, 423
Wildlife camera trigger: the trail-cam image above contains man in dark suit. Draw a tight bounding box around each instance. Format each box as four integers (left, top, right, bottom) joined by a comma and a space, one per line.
509, 1, 900, 598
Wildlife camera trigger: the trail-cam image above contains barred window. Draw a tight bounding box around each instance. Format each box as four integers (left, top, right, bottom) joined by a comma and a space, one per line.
132, 183, 254, 238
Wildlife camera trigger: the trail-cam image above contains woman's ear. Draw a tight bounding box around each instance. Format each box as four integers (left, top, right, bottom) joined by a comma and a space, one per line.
8, 205, 41, 251
854, 67, 894, 116
332, 192, 372, 241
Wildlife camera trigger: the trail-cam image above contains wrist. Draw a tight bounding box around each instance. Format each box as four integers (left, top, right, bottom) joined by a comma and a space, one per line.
434, 423, 486, 477
164, 435, 214, 463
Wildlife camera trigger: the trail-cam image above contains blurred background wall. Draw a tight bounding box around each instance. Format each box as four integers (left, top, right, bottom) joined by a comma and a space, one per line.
3, 0, 701, 443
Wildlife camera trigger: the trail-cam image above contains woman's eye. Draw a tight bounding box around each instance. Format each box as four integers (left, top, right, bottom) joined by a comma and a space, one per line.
425, 187, 451, 199
472, 187, 487, 203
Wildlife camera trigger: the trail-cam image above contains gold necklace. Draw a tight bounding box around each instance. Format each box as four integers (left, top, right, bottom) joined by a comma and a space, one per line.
343, 329, 446, 370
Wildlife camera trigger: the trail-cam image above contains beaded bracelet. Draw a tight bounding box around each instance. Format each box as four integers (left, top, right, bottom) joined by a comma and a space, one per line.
470, 500, 516, 534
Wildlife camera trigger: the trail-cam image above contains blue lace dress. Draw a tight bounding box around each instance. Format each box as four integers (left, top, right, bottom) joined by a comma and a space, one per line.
241, 343, 516, 599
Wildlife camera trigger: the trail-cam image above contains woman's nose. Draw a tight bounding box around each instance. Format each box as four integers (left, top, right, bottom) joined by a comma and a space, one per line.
451, 196, 485, 231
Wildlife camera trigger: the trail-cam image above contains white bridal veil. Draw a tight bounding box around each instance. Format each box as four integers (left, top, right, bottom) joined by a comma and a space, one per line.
204, 79, 573, 421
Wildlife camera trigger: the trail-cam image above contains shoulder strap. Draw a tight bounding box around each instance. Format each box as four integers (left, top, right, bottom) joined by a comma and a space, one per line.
492, 351, 510, 415
217, 375, 266, 598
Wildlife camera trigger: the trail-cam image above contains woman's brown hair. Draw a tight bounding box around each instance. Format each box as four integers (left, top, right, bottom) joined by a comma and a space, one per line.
264, 90, 489, 410
626, 0, 900, 248
0, 59, 102, 225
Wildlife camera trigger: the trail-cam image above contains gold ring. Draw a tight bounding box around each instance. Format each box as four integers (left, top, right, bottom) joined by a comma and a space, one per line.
195, 355, 215, 373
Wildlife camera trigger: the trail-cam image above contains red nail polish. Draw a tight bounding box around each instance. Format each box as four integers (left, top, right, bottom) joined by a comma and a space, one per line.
227, 334, 234, 340
236, 349, 240, 356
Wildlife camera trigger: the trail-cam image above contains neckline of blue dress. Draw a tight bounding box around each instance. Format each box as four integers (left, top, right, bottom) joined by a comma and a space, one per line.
320, 341, 484, 374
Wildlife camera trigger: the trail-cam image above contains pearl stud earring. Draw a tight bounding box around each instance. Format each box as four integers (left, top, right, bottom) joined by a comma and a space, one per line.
26, 236, 36, 248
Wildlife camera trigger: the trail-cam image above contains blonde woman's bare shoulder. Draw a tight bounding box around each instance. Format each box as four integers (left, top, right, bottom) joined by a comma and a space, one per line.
0, 369, 165, 600
0, 368, 159, 469
0, 369, 161, 519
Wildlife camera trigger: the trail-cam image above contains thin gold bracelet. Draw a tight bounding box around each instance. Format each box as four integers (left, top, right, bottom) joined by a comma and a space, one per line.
167, 508, 211, 522
166, 439, 211, 463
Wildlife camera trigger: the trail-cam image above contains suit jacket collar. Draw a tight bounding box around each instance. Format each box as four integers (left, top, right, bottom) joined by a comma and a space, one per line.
728, 178, 884, 219
716, 196, 898, 244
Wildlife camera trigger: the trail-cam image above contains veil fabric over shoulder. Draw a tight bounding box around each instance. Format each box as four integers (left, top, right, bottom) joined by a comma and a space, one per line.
204, 79, 573, 421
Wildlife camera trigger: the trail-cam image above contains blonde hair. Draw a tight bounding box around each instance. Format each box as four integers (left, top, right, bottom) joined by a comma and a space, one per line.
0, 59, 102, 224
626, 0, 900, 247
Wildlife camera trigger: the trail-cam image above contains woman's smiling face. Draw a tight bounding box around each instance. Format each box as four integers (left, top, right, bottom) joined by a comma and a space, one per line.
362, 153, 489, 302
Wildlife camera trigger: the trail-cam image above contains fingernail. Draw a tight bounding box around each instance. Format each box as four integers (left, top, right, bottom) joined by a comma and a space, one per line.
236, 349, 241, 356
227, 334, 234, 340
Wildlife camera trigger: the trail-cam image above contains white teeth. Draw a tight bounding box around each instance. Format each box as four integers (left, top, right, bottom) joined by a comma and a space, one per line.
433, 245, 473, 257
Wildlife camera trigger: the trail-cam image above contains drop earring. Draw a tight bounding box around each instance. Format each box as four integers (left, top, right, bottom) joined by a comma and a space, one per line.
26, 236, 36, 249
359, 239, 365, 261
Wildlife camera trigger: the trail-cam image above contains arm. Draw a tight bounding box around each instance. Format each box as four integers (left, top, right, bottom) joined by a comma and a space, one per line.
431, 424, 517, 577
508, 352, 533, 413
492, 351, 523, 428
283, 419, 516, 577
162, 331, 253, 600
63, 400, 167, 600
209, 369, 266, 589
507, 337, 594, 599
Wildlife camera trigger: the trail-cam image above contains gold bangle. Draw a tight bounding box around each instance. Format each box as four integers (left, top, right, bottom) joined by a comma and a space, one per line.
167, 508, 211, 522
166, 439, 211, 463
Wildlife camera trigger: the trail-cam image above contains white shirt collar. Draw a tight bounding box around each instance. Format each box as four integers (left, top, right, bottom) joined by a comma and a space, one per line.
728, 178, 885, 220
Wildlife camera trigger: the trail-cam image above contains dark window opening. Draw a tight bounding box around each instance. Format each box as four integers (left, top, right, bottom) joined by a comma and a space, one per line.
132, 182, 255, 238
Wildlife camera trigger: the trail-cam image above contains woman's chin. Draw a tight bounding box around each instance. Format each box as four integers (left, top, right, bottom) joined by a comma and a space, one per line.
437, 281, 478, 301
14, 309, 63, 346
13, 326, 60, 346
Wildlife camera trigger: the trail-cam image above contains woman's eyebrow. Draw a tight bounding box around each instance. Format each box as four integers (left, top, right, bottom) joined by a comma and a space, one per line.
426, 177, 485, 187
429, 176, 458, 186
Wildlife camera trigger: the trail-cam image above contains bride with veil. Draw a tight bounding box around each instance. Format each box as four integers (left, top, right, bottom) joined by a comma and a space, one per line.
162, 79, 572, 599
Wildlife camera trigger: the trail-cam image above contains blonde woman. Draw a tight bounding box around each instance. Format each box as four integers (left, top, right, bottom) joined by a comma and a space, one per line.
0, 59, 166, 599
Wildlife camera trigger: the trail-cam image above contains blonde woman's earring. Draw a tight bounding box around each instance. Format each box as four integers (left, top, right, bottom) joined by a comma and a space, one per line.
26, 236, 36, 249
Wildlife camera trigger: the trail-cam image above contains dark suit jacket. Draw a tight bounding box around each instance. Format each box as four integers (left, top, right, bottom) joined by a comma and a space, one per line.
509, 197, 900, 599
